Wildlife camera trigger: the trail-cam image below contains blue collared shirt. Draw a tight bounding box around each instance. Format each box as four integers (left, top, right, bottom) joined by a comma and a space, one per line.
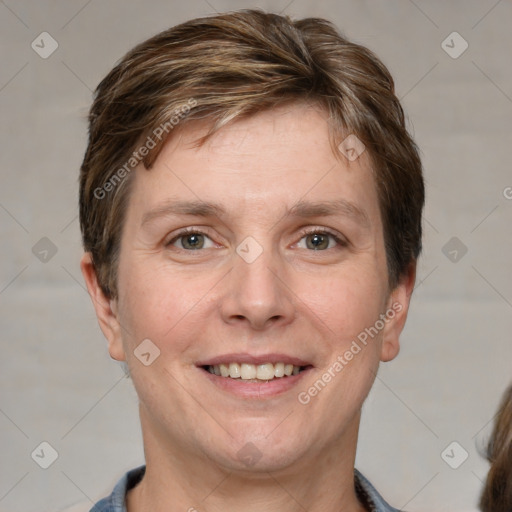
89, 466, 402, 512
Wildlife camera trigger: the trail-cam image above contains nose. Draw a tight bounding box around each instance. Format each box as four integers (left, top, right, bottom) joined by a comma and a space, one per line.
219, 241, 295, 331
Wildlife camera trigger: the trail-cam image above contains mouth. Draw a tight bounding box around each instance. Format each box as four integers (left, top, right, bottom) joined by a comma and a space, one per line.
202, 362, 311, 382
196, 354, 313, 398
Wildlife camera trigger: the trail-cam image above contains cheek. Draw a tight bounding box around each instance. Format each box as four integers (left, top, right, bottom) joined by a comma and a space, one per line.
299, 266, 388, 345
117, 259, 222, 356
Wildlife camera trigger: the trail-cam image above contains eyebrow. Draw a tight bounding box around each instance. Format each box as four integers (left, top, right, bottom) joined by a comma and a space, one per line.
141, 200, 226, 226
141, 198, 370, 228
288, 199, 370, 228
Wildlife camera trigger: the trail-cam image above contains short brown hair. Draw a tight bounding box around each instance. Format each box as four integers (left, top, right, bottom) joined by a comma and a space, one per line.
79, 9, 424, 298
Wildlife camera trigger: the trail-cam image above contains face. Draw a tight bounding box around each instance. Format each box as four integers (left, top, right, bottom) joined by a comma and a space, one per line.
82, 103, 414, 474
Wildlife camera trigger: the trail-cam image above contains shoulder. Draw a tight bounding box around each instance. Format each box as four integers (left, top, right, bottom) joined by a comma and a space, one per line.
354, 468, 403, 512
60, 466, 146, 512
57, 502, 94, 512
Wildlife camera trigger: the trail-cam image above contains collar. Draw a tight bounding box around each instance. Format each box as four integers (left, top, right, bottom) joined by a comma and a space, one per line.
92, 465, 401, 512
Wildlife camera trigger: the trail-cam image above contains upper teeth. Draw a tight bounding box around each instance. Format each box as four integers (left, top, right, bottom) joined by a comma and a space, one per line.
207, 362, 301, 380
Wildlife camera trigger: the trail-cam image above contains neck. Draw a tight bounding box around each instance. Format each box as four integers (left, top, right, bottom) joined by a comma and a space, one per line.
127, 410, 367, 512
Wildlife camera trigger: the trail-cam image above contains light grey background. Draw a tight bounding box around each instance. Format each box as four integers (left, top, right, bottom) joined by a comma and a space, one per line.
1, 1, 511, 511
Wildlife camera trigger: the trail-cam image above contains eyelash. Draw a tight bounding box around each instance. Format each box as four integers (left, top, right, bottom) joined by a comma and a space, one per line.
166, 227, 347, 251
298, 227, 347, 246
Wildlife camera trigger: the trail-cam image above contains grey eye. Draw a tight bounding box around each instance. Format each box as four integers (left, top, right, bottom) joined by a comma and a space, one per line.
169, 232, 215, 250
306, 233, 330, 250
180, 233, 205, 250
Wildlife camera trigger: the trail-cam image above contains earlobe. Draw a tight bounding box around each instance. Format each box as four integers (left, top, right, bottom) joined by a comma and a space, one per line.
80, 252, 126, 362
380, 262, 417, 363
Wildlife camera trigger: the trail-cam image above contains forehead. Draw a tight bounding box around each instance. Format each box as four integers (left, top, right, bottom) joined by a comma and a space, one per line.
129, 103, 382, 229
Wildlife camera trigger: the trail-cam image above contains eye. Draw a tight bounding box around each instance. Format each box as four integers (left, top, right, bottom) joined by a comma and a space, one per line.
296, 229, 346, 251
167, 229, 216, 250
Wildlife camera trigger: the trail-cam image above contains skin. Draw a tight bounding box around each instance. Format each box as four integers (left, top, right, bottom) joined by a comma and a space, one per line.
81, 102, 416, 512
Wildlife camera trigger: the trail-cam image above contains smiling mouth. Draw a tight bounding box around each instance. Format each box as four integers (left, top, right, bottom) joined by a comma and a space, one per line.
202, 362, 311, 382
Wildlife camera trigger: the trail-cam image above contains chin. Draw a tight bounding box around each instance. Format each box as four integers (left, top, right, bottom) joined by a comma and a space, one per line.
202, 425, 314, 475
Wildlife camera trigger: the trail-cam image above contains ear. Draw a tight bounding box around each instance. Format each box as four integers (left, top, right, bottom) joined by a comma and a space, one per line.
80, 252, 126, 361
380, 262, 417, 363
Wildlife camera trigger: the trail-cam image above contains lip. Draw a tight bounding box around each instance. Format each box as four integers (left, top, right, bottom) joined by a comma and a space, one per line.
196, 352, 313, 367
199, 365, 313, 399
195, 353, 314, 399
